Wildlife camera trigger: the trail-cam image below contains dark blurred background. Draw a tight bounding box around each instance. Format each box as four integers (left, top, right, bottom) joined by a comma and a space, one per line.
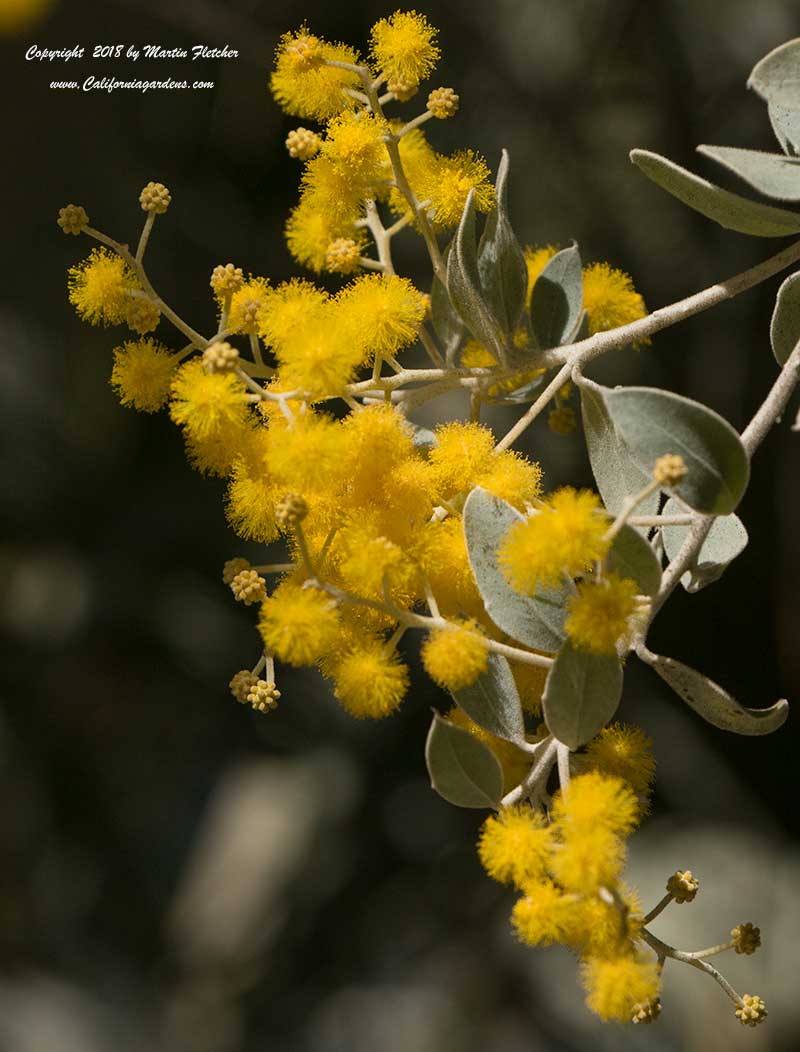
1, 1, 799, 1049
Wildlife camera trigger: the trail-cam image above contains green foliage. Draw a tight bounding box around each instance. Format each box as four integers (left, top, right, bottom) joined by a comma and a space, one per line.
542, 641, 624, 749
529, 243, 583, 350
451, 653, 526, 744
477, 150, 529, 338
425, 712, 504, 807
606, 524, 662, 597
603, 386, 750, 515
646, 653, 789, 735
770, 271, 800, 365
661, 498, 748, 592
697, 144, 800, 202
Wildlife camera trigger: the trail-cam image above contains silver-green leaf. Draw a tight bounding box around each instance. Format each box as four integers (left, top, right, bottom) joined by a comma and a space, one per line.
578, 378, 659, 524
425, 713, 503, 808
452, 652, 526, 744
770, 271, 800, 366
748, 38, 800, 110
529, 243, 583, 349
431, 241, 465, 366
606, 523, 662, 597
542, 642, 624, 750
697, 144, 800, 202
769, 103, 800, 157
603, 386, 750, 515
630, 149, 800, 236
646, 653, 788, 735
660, 498, 748, 592
478, 149, 529, 337
446, 190, 506, 361
463, 487, 566, 653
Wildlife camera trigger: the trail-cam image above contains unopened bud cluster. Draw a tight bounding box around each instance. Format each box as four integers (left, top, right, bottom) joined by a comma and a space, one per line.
275, 493, 309, 528
735, 994, 767, 1027
57, 204, 89, 235
427, 86, 459, 119
139, 181, 171, 214
210, 263, 245, 297
666, 869, 699, 903
631, 998, 661, 1025
126, 297, 161, 334
203, 341, 240, 374
731, 922, 761, 955
222, 556, 250, 586
286, 127, 321, 160
325, 238, 361, 274
230, 669, 258, 703
246, 679, 281, 713
653, 453, 687, 487
231, 568, 267, 605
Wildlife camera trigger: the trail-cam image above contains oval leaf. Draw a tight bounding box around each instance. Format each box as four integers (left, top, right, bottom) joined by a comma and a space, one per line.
770, 270, 800, 366
630, 149, 800, 236
446, 190, 507, 362
660, 497, 748, 592
769, 103, 800, 157
463, 487, 566, 652
478, 149, 529, 336
530, 243, 583, 349
606, 523, 662, 597
542, 642, 624, 750
748, 38, 800, 109
578, 378, 659, 524
452, 652, 526, 744
425, 713, 503, 808
697, 144, 800, 202
647, 653, 788, 735
603, 385, 750, 515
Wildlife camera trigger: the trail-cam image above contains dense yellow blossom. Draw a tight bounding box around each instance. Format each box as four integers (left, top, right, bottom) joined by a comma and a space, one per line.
369, 10, 440, 88
565, 573, 640, 655
585, 724, 656, 797
285, 195, 364, 273
110, 339, 176, 412
429, 421, 496, 499
226, 452, 281, 544
418, 517, 482, 618
551, 825, 627, 894
184, 419, 253, 478
169, 359, 251, 440
511, 879, 575, 947
478, 451, 543, 510
259, 581, 340, 666
553, 771, 640, 839
340, 403, 415, 505
267, 411, 346, 496
270, 28, 361, 121
419, 150, 495, 229
478, 805, 553, 887
320, 110, 388, 190
582, 262, 648, 339
337, 274, 427, 359
421, 620, 489, 691
499, 488, 610, 594
256, 279, 329, 348
68, 248, 138, 326
332, 642, 410, 718
580, 954, 661, 1023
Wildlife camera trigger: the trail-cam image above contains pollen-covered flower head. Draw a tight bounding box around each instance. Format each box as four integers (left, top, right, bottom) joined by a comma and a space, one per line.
336, 273, 427, 360
320, 110, 388, 183
169, 359, 250, 440
270, 27, 361, 121
285, 194, 365, 273
225, 276, 272, 334
226, 448, 281, 545
68, 247, 139, 326
332, 641, 410, 718
478, 805, 553, 888
110, 338, 177, 413
580, 954, 661, 1023
584, 723, 656, 796
258, 580, 340, 667
267, 411, 347, 497
420, 150, 494, 229
582, 261, 648, 342
369, 10, 440, 89
421, 619, 489, 691
499, 487, 610, 594
565, 573, 640, 655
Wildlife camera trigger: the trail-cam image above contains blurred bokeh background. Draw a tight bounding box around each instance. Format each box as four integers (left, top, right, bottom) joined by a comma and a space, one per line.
1, 0, 799, 1049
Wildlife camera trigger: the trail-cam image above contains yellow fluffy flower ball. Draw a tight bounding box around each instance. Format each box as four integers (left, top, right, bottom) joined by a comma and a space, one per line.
580, 954, 661, 1023
337, 273, 428, 360
584, 723, 656, 797
270, 27, 361, 121
478, 805, 553, 888
68, 248, 138, 326
169, 359, 250, 440
258, 581, 340, 667
420, 150, 494, 229
369, 10, 440, 88
499, 488, 610, 594
110, 339, 177, 412
421, 620, 489, 691
332, 642, 410, 718
565, 573, 640, 655
582, 262, 648, 341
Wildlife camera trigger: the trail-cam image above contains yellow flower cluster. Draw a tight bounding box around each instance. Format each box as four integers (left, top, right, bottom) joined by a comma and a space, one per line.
479, 759, 660, 1022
